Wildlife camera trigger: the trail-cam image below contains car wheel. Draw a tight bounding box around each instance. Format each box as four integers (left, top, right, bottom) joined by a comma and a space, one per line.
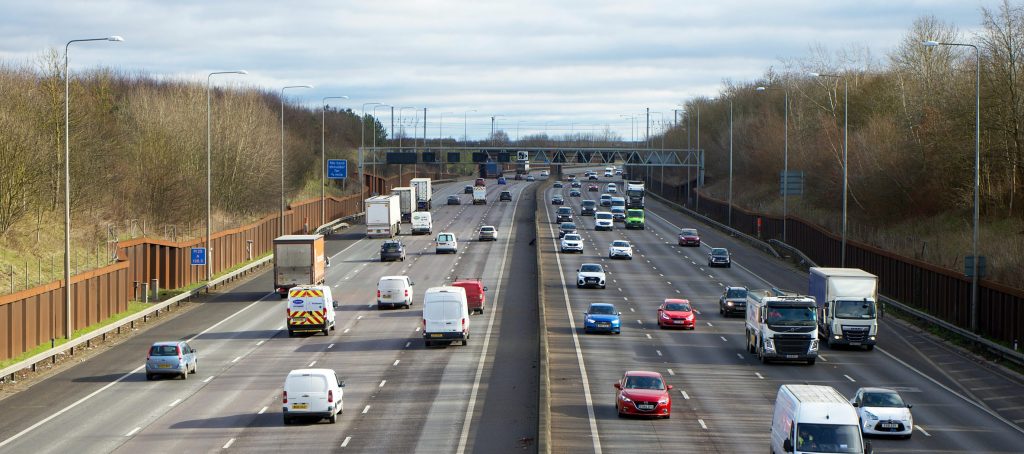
329, 412, 337, 424
192, 361, 198, 374
865, 345, 875, 351
903, 431, 913, 440
807, 358, 816, 365
720, 305, 724, 315
181, 368, 188, 380
323, 327, 329, 336
658, 324, 664, 330
425, 340, 433, 347
601, 285, 606, 289
727, 263, 732, 268
283, 416, 291, 425
146, 373, 153, 381
288, 329, 295, 338
403, 303, 410, 309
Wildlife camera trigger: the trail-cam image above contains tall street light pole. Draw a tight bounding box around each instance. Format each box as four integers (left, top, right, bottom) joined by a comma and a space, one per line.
372, 104, 390, 191
280, 85, 313, 236
811, 72, 848, 267
924, 39, 981, 332
757, 85, 789, 242
728, 99, 734, 227
464, 109, 477, 144
359, 102, 381, 208
321, 96, 349, 227
64, 35, 122, 340
696, 102, 701, 212
206, 70, 247, 283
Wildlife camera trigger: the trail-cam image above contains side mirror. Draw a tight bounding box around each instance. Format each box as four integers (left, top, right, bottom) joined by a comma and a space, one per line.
617, 312, 622, 316
483, 287, 489, 291
783, 438, 793, 452
339, 380, 346, 388
333, 301, 340, 309
667, 384, 674, 390
851, 402, 859, 407
906, 403, 913, 409
614, 383, 621, 389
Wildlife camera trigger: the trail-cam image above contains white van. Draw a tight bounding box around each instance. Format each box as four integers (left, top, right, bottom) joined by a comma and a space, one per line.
435, 232, 458, 254
771, 384, 871, 454
411, 211, 433, 235
286, 285, 337, 337
377, 275, 415, 309
422, 286, 470, 347
282, 368, 345, 424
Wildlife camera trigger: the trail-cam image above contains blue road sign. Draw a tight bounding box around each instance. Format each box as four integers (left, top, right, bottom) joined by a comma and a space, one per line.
327, 159, 347, 179
191, 247, 207, 266
965, 255, 987, 278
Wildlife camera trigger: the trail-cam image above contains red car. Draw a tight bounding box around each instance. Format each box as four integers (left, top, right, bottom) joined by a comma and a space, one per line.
658, 299, 695, 329
677, 228, 701, 247
614, 371, 672, 418
588, 184, 599, 192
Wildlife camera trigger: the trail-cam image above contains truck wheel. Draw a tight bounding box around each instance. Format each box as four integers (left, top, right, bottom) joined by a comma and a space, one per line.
865, 345, 874, 351
807, 358, 816, 365
425, 340, 432, 347
288, 330, 295, 338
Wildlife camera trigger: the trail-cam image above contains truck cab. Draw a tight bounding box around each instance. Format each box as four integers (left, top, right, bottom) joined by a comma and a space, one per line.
746, 289, 819, 364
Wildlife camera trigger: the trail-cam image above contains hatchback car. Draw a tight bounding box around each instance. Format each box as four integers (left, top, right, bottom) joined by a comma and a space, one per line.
583, 303, 621, 334
850, 387, 914, 438
560, 233, 584, 253
580, 200, 597, 216
464, 185, 474, 194
559, 222, 578, 238
615, 371, 672, 418
146, 341, 198, 380
576, 263, 606, 288
611, 206, 626, 222
499, 191, 513, 201
608, 240, 633, 259
380, 240, 406, 262
526, 175, 536, 181
657, 299, 695, 329
478, 225, 497, 241
497, 177, 507, 185
594, 212, 614, 231
719, 286, 748, 316
568, 189, 581, 197
553, 181, 564, 188
600, 194, 612, 206
588, 184, 599, 191
708, 247, 731, 267
571, 181, 582, 188
435, 232, 458, 254
588, 174, 599, 181
447, 194, 462, 205
551, 195, 564, 205
556, 206, 573, 223
475, 178, 486, 186
678, 228, 701, 246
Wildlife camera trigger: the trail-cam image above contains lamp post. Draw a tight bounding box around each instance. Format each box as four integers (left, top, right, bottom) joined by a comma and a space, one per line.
757, 85, 789, 242
464, 109, 477, 145
280, 85, 313, 236
810, 72, 848, 266
923, 39, 981, 332
372, 104, 390, 190
398, 106, 416, 149
321, 96, 349, 227
696, 102, 701, 212
64, 35, 122, 339
359, 102, 381, 209
619, 115, 635, 144
206, 70, 247, 283
728, 99, 733, 227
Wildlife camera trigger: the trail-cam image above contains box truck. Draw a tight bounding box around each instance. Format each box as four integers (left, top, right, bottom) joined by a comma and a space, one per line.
472, 186, 487, 205
410, 178, 432, 210
366, 195, 401, 238
273, 235, 326, 297
745, 289, 819, 364
390, 186, 416, 222
809, 268, 879, 349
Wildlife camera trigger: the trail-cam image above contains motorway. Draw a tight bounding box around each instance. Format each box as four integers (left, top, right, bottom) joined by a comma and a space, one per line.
542, 171, 1024, 453
0, 178, 538, 453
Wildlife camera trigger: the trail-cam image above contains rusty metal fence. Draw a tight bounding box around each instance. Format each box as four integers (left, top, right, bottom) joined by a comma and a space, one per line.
633, 169, 1024, 347
0, 170, 447, 362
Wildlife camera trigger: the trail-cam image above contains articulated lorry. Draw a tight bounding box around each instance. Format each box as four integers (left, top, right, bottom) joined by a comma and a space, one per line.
410, 178, 432, 210
625, 181, 645, 209
273, 235, 326, 297
809, 267, 879, 350
391, 186, 416, 223
365, 195, 401, 238
745, 289, 819, 364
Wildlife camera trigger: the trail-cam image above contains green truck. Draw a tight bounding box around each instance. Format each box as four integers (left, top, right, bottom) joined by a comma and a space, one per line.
625, 209, 645, 229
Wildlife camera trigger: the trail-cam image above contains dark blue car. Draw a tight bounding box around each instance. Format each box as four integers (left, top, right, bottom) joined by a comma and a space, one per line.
583, 303, 621, 334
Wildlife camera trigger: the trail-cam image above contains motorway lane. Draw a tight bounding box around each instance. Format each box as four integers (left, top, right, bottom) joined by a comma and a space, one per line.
544, 173, 1024, 453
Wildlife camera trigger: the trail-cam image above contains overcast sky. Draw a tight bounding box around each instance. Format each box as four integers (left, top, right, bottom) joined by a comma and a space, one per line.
0, 0, 996, 140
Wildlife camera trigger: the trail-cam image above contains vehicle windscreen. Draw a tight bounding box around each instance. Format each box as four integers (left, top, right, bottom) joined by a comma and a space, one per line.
711, 248, 728, 256
561, 223, 576, 230
664, 303, 690, 311
611, 199, 625, 207
557, 207, 571, 214
726, 288, 747, 299
834, 300, 876, 319
589, 305, 615, 315
149, 345, 178, 356
582, 201, 596, 207
681, 229, 698, 236
765, 305, 817, 326
795, 423, 863, 453
611, 241, 630, 247
596, 213, 612, 220
624, 376, 665, 390
564, 234, 581, 241
627, 210, 643, 217
862, 392, 905, 407
611, 207, 624, 213
580, 264, 602, 273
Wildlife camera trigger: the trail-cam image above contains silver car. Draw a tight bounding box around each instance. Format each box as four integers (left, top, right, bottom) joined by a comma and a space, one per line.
478, 225, 498, 241
146, 341, 198, 380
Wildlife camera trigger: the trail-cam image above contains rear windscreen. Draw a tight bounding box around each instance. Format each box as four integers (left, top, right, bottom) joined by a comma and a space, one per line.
149, 345, 178, 356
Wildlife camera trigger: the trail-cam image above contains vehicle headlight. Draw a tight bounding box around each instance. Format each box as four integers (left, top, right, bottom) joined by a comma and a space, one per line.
611, 319, 620, 325
726, 301, 734, 306
864, 410, 878, 420
658, 397, 670, 404
620, 395, 632, 403
764, 339, 775, 352
809, 339, 819, 352
586, 318, 595, 324
685, 315, 694, 320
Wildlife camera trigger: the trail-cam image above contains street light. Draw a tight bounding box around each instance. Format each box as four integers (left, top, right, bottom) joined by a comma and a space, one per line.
464, 109, 477, 144
757, 85, 789, 242
322, 95, 349, 227
923, 39, 981, 332
619, 115, 635, 144
64, 35, 122, 339
398, 106, 416, 149
206, 70, 247, 283
372, 104, 391, 191
810, 71, 848, 266
728, 99, 733, 227
280, 84, 313, 236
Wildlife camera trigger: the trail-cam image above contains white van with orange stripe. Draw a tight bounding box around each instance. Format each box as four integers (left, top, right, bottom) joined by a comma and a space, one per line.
286, 285, 337, 337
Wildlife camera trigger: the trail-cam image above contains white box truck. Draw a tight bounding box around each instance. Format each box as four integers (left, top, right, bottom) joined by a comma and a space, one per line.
410, 178, 432, 210
472, 186, 487, 205
391, 186, 416, 223
809, 268, 879, 350
745, 289, 819, 364
771, 384, 871, 454
365, 195, 400, 238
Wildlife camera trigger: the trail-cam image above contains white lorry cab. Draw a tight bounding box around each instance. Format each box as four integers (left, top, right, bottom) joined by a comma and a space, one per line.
286, 285, 337, 337
282, 368, 345, 425
746, 289, 819, 364
411, 211, 433, 235
422, 286, 470, 347
771, 384, 871, 454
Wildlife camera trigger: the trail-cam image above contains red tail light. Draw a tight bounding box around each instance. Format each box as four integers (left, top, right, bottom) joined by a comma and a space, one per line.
327, 390, 334, 403
176, 346, 183, 360
377, 290, 381, 298
283, 391, 288, 404
462, 318, 467, 330
404, 289, 409, 297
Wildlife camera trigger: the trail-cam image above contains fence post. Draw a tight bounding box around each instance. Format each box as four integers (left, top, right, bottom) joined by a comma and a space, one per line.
151, 279, 159, 302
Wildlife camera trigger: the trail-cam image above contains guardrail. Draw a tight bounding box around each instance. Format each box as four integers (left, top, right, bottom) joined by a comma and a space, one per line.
1, 255, 272, 382
768, 239, 1024, 368
646, 191, 780, 259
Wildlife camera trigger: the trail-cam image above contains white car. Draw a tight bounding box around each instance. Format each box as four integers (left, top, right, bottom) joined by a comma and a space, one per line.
576, 263, 606, 289
850, 387, 914, 438
540, 170, 550, 177
594, 212, 614, 231
560, 233, 584, 253
608, 240, 633, 260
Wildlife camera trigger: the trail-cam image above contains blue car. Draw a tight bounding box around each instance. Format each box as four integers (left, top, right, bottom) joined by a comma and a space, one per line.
497, 177, 507, 185
146, 341, 198, 380
583, 303, 621, 334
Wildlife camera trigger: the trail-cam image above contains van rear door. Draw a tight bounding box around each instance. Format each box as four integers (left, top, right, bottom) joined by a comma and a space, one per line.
286, 373, 329, 413
425, 299, 460, 333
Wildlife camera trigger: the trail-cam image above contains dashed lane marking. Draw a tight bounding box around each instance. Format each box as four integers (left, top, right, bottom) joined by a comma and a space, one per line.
341, 436, 352, 448
755, 373, 765, 380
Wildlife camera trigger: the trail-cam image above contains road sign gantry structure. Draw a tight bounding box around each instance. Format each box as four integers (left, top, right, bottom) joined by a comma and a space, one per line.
359, 146, 704, 169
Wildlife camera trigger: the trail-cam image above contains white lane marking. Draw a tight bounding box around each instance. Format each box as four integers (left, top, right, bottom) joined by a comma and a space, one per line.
720, 336, 727, 342
844, 374, 856, 382
223, 438, 236, 449
379, 380, 387, 388
675, 290, 680, 294
681, 390, 690, 400
341, 436, 352, 448
203, 376, 214, 383
618, 287, 623, 292
256, 340, 265, 346
666, 281, 671, 285
915, 425, 931, 437
415, 326, 421, 332
405, 341, 411, 348
357, 315, 363, 320
343, 328, 350, 334
637, 320, 643, 325
308, 360, 317, 368
718, 283, 724, 287
818, 354, 828, 362
656, 350, 663, 357
646, 334, 652, 339
737, 353, 744, 359
169, 398, 182, 407
667, 368, 675, 376
706, 322, 713, 327
328, 343, 335, 349
362, 405, 371, 414
707, 274, 713, 278
755, 372, 764, 380
125, 427, 141, 437
630, 308, 635, 312
258, 406, 268, 415
698, 419, 708, 430
540, 195, 603, 454
231, 356, 242, 363
393, 360, 400, 366
623, 297, 628, 301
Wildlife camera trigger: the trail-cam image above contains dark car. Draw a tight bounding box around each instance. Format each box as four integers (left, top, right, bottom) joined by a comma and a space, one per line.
588, 184, 599, 192
551, 195, 564, 205
580, 200, 597, 216
558, 222, 578, 238
380, 240, 406, 262
499, 190, 513, 201
571, 181, 582, 188
464, 185, 474, 194
553, 181, 564, 188
569, 189, 581, 197
556, 206, 573, 223
447, 194, 462, 205
708, 247, 731, 268
719, 286, 748, 316
514, 174, 523, 180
